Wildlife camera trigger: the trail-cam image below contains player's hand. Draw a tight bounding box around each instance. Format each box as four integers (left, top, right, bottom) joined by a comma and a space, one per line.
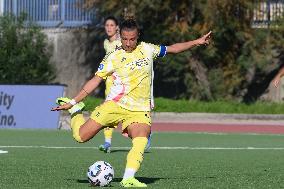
197, 31, 212, 46
273, 76, 281, 88
51, 103, 73, 111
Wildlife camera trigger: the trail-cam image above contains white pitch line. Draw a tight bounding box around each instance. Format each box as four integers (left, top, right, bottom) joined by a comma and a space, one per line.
0, 145, 284, 150
0, 150, 8, 154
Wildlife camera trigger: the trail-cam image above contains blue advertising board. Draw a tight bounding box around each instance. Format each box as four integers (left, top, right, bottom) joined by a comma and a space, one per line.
0, 85, 65, 129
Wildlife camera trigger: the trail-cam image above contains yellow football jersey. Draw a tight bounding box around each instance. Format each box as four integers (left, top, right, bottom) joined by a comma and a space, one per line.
103, 39, 122, 96
96, 42, 167, 111
103, 38, 122, 54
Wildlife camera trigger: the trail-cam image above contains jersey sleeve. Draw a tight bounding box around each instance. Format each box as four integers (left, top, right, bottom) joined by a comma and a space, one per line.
95, 54, 114, 79
144, 42, 167, 59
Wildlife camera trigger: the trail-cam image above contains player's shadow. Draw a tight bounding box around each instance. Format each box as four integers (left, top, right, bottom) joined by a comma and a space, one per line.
110, 149, 151, 154
76, 177, 164, 184
111, 149, 151, 154
76, 179, 89, 184
109, 149, 129, 153
112, 177, 164, 184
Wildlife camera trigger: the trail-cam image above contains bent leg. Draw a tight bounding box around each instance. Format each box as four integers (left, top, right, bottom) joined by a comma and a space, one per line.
71, 112, 103, 143
127, 123, 151, 138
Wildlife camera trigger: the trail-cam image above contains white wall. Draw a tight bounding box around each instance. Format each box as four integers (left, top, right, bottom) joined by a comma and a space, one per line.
0, 0, 4, 16
43, 28, 96, 97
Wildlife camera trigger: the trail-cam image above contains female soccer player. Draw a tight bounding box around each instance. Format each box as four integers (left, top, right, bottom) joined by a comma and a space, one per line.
52, 19, 211, 187
99, 16, 152, 153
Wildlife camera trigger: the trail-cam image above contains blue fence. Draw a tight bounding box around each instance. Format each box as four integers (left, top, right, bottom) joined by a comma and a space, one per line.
2, 0, 282, 29
253, 0, 284, 27
1, 0, 96, 28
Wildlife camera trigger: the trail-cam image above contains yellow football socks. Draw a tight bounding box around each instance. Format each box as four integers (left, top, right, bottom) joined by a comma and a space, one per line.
126, 137, 148, 171
104, 128, 114, 143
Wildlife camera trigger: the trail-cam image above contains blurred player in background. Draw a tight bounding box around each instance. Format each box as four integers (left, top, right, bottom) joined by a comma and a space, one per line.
52, 19, 211, 187
98, 16, 121, 153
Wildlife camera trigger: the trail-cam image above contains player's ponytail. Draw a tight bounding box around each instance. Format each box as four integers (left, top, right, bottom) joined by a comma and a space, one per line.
120, 18, 139, 34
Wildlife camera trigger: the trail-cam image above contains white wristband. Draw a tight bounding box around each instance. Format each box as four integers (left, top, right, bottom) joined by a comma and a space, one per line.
69, 99, 77, 106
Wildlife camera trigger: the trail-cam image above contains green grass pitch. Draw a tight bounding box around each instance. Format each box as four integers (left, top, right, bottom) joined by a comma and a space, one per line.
0, 129, 284, 188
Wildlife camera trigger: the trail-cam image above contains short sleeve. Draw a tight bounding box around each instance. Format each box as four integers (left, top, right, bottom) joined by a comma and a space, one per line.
143, 42, 167, 59
95, 54, 114, 78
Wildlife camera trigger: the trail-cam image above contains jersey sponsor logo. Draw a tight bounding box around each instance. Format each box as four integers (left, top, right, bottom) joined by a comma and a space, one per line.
98, 64, 104, 70
126, 58, 150, 70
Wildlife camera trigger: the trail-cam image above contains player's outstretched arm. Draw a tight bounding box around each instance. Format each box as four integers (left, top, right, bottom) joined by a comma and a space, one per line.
51, 75, 103, 111
167, 31, 212, 54
272, 67, 284, 88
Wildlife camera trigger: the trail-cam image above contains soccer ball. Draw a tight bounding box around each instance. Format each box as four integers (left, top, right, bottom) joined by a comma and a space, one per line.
87, 161, 114, 187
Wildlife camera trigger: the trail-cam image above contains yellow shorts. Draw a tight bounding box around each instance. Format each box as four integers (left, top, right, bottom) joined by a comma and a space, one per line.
90, 101, 151, 132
